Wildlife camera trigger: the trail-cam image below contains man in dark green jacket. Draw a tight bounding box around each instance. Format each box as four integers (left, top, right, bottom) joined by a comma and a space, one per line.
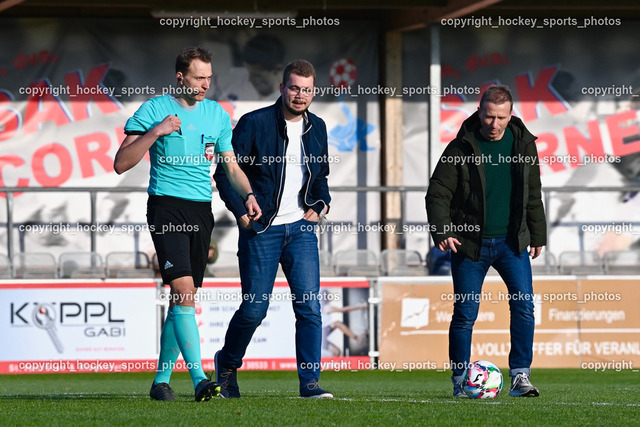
426, 85, 546, 398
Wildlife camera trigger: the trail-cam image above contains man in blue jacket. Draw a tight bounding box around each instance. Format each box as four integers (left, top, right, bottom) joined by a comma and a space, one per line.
213, 59, 333, 398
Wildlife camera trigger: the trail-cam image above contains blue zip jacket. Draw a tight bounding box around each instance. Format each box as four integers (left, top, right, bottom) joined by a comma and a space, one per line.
213, 98, 331, 233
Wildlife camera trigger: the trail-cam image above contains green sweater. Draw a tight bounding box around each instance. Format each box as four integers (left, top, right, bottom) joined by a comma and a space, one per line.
476, 128, 513, 238
426, 111, 547, 262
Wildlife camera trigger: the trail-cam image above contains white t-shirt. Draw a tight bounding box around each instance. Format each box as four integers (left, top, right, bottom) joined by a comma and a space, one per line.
272, 119, 308, 225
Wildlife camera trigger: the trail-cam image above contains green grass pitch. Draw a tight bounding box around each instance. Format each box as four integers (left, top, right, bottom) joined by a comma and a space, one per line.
0, 369, 638, 426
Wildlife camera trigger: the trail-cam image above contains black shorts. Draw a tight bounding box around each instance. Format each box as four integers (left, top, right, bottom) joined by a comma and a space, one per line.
147, 195, 214, 287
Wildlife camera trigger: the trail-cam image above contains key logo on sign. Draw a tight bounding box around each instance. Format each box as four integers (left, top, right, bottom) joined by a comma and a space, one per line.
32, 304, 64, 353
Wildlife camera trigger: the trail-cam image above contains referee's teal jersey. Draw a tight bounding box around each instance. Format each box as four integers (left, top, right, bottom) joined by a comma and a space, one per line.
124, 94, 233, 201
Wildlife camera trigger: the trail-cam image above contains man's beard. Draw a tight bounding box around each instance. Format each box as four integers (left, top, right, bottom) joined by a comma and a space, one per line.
284, 102, 305, 117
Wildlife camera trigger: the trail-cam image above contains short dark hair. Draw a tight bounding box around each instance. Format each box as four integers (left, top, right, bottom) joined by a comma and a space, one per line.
282, 59, 316, 86
479, 85, 513, 111
175, 47, 212, 75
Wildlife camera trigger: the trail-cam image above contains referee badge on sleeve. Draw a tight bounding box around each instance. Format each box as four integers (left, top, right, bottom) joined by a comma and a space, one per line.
203, 136, 216, 161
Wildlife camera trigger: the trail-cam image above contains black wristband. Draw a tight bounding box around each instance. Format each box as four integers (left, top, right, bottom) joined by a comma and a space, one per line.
244, 192, 256, 202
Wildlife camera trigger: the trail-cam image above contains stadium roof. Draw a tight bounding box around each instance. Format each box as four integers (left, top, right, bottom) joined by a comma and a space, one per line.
1, 0, 639, 31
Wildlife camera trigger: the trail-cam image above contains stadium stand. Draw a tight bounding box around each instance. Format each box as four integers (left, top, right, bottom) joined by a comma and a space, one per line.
12, 252, 58, 279
558, 250, 605, 275
380, 249, 426, 276
531, 251, 559, 275
207, 250, 240, 278
0, 254, 11, 279
334, 249, 381, 277
58, 252, 105, 279
319, 250, 335, 277
603, 250, 640, 275
105, 251, 155, 278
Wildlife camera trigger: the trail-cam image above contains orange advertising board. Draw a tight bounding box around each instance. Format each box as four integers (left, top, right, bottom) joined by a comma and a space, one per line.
379, 277, 640, 371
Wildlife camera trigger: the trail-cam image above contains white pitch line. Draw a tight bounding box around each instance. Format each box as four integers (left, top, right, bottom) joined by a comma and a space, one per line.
401, 328, 640, 335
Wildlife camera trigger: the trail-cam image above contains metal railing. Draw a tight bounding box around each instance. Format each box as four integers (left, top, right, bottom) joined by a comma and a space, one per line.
2, 185, 640, 264
2, 187, 148, 261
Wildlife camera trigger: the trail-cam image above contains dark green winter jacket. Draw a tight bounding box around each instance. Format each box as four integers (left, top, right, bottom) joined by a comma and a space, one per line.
425, 111, 547, 261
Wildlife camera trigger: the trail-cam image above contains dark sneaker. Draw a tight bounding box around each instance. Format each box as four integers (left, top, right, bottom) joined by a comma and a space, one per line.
300, 382, 334, 398
194, 379, 221, 402
149, 382, 176, 401
509, 373, 540, 397
214, 350, 241, 398
453, 380, 468, 398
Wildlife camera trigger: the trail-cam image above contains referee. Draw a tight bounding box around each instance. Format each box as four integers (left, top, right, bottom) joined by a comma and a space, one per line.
114, 46, 261, 401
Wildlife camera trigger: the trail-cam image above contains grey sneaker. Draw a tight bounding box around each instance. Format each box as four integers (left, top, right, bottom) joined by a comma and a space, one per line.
149, 382, 176, 401
453, 380, 468, 398
509, 373, 540, 397
300, 382, 334, 398
214, 350, 241, 398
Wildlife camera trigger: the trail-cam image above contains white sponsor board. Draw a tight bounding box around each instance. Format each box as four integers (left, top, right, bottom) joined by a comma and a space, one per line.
0, 280, 157, 373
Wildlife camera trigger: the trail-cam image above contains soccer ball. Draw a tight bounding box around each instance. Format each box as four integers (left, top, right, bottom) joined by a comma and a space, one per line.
462, 360, 503, 399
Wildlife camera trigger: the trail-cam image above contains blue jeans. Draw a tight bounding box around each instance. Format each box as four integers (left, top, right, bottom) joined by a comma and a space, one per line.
220, 218, 322, 388
449, 237, 534, 380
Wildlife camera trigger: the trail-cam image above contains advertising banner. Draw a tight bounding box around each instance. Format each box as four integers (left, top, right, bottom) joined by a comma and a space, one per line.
0, 280, 157, 374
0, 277, 371, 373
379, 277, 640, 370
196, 278, 371, 371
401, 23, 640, 254
0, 18, 381, 260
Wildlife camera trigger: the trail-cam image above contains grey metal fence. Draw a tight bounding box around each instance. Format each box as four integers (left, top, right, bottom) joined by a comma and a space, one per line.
2, 186, 640, 267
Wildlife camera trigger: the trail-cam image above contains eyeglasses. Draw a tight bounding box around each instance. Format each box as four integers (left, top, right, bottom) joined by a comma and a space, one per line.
287, 85, 315, 97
